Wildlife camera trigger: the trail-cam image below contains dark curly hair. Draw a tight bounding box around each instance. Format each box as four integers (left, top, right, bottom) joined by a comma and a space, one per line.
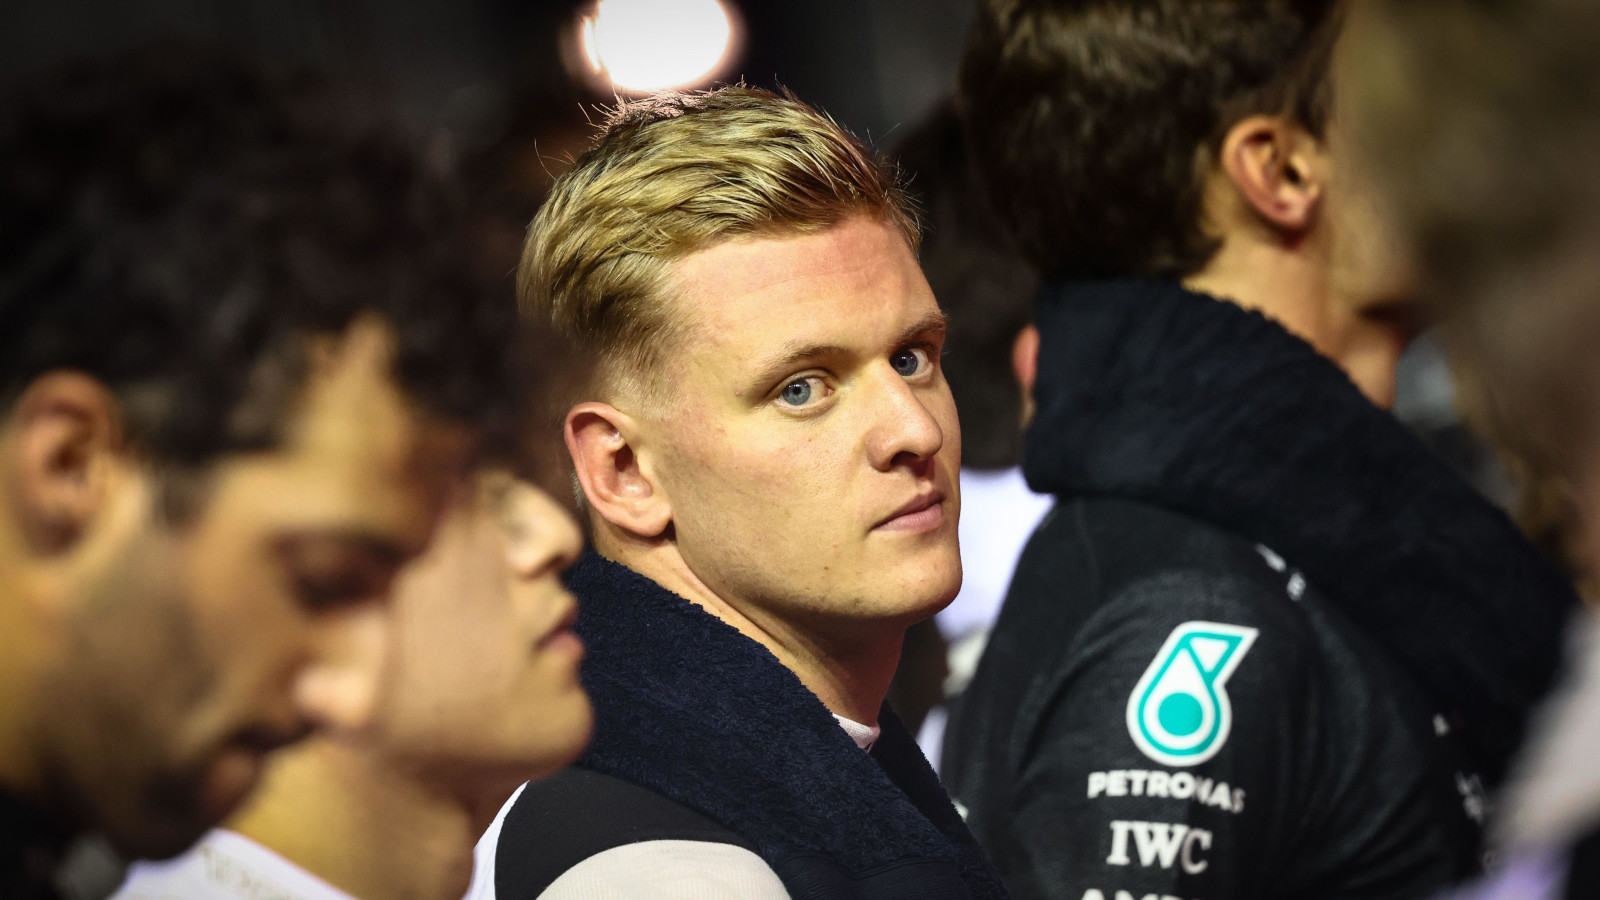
960, 0, 1341, 280
0, 44, 518, 467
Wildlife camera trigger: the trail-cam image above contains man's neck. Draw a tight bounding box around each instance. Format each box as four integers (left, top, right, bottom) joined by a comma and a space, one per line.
1182, 232, 1332, 349
230, 741, 477, 900
601, 540, 903, 725
1183, 237, 1410, 408
0, 651, 39, 815
0, 550, 52, 811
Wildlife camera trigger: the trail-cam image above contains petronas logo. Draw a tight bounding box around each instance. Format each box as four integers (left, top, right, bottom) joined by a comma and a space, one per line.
1127, 622, 1259, 767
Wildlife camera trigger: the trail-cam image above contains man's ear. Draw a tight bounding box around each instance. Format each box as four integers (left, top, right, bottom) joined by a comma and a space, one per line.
564, 402, 672, 539
1011, 324, 1040, 430
1011, 324, 1040, 396
1218, 114, 1326, 233
7, 372, 125, 555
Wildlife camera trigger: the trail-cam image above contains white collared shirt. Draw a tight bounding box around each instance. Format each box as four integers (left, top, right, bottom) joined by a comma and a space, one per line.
832, 713, 881, 751
113, 829, 357, 900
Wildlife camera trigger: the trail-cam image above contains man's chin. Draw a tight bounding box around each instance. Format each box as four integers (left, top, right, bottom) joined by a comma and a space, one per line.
488, 694, 594, 787
114, 751, 264, 860
892, 555, 963, 615
859, 575, 962, 628
196, 746, 266, 826
423, 709, 594, 815
102, 808, 213, 862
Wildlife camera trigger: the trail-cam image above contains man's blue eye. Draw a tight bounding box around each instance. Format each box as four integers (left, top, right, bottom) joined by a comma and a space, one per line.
780, 380, 813, 406
892, 348, 925, 376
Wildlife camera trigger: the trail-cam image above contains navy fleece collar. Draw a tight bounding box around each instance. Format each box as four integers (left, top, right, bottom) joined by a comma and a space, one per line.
569, 553, 1008, 900
1025, 277, 1577, 783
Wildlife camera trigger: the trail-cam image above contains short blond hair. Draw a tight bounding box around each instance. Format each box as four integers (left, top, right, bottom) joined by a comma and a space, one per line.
519, 86, 919, 396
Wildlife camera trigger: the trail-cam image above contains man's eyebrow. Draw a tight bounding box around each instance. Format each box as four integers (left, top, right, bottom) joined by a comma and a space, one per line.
748, 342, 853, 395
746, 311, 950, 396
274, 531, 415, 568
898, 311, 949, 346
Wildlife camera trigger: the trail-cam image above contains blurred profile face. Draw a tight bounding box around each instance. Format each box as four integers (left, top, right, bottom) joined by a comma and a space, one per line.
1325, 169, 1426, 411
369, 470, 589, 791
639, 214, 962, 635
1316, 34, 1429, 409
33, 318, 473, 858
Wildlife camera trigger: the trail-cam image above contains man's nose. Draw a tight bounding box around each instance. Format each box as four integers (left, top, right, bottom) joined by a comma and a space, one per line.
504, 481, 585, 581
864, 372, 945, 472
291, 602, 391, 734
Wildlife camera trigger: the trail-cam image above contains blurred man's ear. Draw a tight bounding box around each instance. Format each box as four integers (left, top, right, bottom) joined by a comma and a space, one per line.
1218, 114, 1327, 234
1011, 325, 1040, 430
1011, 325, 1039, 395
6, 372, 125, 555
565, 403, 673, 540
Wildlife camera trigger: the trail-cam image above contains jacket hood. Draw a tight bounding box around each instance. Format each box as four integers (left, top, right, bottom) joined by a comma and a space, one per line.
1024, 277, 1577, 782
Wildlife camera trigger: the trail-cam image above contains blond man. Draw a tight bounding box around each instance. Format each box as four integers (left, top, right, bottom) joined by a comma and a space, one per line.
469, 87, 1008, 900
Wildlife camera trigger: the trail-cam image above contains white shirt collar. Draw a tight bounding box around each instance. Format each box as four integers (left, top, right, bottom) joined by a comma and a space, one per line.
832, 714, 881, 751
114, 829, 358, 900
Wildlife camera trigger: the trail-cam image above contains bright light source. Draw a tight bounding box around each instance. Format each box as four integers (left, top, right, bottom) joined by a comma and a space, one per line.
579, 0, 740, 94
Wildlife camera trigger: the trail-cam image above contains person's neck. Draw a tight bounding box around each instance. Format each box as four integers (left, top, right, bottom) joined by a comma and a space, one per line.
0, 618, 39, 812
1182, 227, 1333, 350
602, 538, 902, 725
230, 740, 477, 900
0, 521, 54, 813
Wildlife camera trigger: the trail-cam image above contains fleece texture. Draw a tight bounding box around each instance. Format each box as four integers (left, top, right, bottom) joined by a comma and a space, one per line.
1024, 277, 1578, 783
567, 553, 1009, 900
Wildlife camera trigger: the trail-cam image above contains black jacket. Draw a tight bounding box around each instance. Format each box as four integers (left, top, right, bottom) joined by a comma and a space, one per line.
943, 279, 1577, 900
493, 554, 1009, 900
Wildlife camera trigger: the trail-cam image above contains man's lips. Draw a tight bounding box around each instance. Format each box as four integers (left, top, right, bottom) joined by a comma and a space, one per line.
200, 724, 308, 822
872, 489, 946, 532
534, 594, 582, 652
234, 721, 312, 756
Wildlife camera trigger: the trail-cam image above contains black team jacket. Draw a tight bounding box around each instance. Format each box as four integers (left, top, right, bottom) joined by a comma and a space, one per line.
942, 279, 1577, 900
490, 553, 1009, 900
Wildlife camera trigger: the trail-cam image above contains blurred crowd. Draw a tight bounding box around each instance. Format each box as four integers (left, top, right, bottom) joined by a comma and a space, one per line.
7, 1, 1600, 899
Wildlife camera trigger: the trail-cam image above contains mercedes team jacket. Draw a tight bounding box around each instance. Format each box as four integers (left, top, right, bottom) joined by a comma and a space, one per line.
942, 497, 1485, 900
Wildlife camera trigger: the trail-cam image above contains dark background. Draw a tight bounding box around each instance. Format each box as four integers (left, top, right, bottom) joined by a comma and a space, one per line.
0, 0, 972, 159
0, 0, 1493, 497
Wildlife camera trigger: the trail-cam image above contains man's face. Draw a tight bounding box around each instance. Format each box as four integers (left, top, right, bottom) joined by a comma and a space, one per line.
637, 215, 962, 638
36, 319, 472, 858
369, 471, 590, 794
1319, 116, 1429, 409
1310, 20, 1432, 409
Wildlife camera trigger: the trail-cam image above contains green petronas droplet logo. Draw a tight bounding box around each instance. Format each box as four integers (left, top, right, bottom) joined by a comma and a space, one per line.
1126, 621, 1259, 767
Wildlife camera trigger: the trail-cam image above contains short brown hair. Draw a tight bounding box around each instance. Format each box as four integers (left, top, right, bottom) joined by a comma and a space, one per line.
960, 0, 1341, 280
519, 86, 919, 396
0, 44, 518, 466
